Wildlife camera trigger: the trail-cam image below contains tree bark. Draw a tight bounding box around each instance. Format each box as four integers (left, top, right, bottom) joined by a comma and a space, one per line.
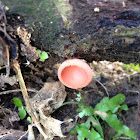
2, 0, 140, 64
67, 0, 140, 63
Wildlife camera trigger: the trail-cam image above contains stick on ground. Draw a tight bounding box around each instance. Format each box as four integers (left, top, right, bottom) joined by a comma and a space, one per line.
12, 59, 48, 139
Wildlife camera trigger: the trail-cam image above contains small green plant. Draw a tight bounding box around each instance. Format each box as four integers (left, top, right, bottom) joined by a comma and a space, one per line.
27, 116, 32, 123
65, 93, 136, 140
122, 63, 140, 82
13, 97, 27, 120
13, 97, 32, 122
36, 49, 49, 62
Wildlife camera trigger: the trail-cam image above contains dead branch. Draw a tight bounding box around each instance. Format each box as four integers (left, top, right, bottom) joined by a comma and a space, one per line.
93, 78, 109, 96
0, 88, 38, 95
12, 59, 48, 139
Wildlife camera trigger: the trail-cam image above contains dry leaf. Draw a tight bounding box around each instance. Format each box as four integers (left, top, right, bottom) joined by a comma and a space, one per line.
0, 75, 17, 88
40, 116, 65, 139
17, 27, 38, 62
30, 81, 67, 139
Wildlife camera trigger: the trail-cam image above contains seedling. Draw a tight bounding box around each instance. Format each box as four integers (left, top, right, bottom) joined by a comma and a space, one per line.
13, 97, 32, 123
13, 97, 27, 120
27, 116, 32, 123
36, 49, 49, 62
63, 93, 136, 140
122, 63, 140, 82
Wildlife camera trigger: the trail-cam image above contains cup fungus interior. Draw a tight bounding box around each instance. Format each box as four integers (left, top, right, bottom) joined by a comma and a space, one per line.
60, 65, 88, 89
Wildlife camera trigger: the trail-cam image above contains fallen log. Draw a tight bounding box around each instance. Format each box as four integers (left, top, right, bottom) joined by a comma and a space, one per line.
66, 0, 140, 64
2, 0, 140, 63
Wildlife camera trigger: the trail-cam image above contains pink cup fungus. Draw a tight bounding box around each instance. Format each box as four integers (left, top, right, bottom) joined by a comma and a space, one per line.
58, 58, 93, 89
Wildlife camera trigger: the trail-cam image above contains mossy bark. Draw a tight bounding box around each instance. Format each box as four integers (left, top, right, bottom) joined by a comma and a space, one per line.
2, 0, 140, 63
73, 26, 140, 63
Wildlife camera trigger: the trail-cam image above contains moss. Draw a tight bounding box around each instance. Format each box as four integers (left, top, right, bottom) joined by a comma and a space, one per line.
53, 0, 73, 29
111, 25, 140, 37
3, 0, 67, 52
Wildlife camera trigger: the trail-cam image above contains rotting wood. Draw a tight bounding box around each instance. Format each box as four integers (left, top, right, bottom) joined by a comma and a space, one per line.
2, 0, 140, 63
67, 1, 140, 63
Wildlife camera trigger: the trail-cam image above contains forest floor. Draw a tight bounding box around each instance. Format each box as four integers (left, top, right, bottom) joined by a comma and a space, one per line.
0, 1, 140, 140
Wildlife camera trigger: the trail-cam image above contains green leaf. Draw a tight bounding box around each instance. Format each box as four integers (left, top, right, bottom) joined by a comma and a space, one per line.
77, 135, 85, 140
13, 97, 23, 107
18, 107, 27, 120
37, 50, 49, 62
40, 51, 49, 60
132, 64, 140, 72
89, 116, 104, 138
119, 104, 128, 112
76, 103, 86, 113
122, 63, 140, 72
70, 129, 77, 135
79, 107, 94, 118
88, 128, 104, 140
75, 124, 90, 139
107, 94, 126, 113
104, 112, 136, 139
27, 116, 32, 123
94, 97, 110, 112
75, 123, 81, 128
122, 64, 130, 69
76, 93, 82, 102
69, 93, 136, 140
94, 94, 126, 113
113, 132, 122, 139
85, 118, 91, 129
36, 49, 41, 55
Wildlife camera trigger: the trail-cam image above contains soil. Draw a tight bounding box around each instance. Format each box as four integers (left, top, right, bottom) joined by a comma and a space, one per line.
0, 1, 140, 140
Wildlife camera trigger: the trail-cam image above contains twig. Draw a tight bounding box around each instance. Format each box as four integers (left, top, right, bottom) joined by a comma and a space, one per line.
126, 90, 139, 94
0, 88, 38, 95
18, 124, 36, 140
93, 78, 109, 96
12, 60, 48, 139
18, 130, 28, 140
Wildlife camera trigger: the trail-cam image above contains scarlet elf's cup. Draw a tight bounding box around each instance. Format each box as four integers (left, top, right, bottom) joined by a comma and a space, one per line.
58, 58, 93, 89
